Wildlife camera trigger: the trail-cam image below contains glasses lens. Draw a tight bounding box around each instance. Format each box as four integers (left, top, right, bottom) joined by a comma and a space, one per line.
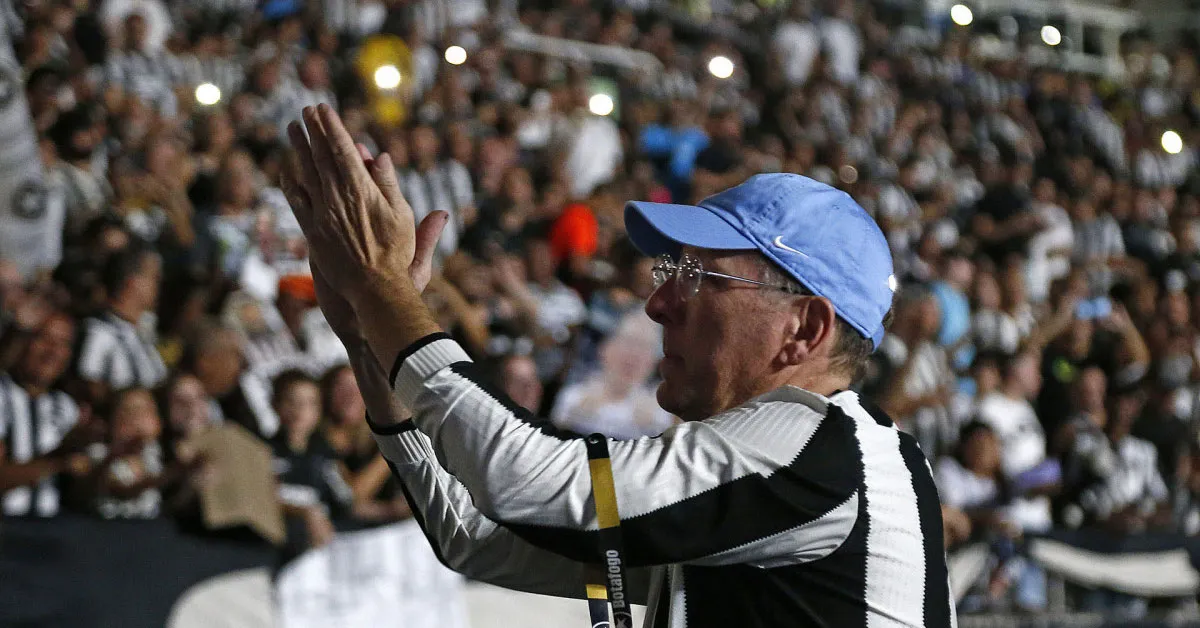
678, 254, 702, 299
651, 255, 673, 289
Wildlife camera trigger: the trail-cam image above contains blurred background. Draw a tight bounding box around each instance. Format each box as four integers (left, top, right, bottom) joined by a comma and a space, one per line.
3, 0, 1200, 624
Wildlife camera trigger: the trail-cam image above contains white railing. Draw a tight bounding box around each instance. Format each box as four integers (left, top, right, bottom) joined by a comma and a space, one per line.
502, 29, 664, 75
925, 0, 1143, 77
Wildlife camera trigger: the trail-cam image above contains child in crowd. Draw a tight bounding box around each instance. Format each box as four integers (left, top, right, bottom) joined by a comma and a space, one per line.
270, 370, 351, 551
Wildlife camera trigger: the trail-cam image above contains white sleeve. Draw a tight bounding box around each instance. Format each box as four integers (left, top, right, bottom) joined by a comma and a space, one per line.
373, 424, 651, 602
390, 334, 862, 568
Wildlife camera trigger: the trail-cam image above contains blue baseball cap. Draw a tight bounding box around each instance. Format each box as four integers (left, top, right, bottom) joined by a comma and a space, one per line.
625, 173, 897, 348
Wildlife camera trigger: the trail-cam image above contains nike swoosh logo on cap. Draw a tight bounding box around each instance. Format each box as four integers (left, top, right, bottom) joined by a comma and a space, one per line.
773, 236, 809, 257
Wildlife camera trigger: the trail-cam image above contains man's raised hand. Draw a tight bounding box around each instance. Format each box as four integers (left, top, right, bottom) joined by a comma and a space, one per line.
281, 104, 444, 307
280, 104, 447, 342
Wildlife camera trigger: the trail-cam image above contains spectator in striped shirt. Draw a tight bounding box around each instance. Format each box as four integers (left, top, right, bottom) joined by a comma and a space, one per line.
398, 124, 475, 259
181, 321, 278, 439
880, 286, 956, 459
264, 51, 337, 140
79, 386, 166, 519
0, 310, 100, 517
76, 243, 168, 405
104, 12, 177, 116
47, 106, 111, 242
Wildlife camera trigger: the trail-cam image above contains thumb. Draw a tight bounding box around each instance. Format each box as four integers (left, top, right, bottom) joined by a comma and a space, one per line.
368, 152, 408, 212
409, 211, 449, 290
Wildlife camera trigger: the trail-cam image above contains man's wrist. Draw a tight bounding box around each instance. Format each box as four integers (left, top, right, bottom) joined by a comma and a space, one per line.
352, 276, 442, 380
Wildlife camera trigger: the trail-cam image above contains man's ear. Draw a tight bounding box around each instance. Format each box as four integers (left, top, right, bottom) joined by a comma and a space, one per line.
778, 297, 838, 367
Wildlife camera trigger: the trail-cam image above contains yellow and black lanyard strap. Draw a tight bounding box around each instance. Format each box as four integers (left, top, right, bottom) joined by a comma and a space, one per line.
585, 433, 635, 628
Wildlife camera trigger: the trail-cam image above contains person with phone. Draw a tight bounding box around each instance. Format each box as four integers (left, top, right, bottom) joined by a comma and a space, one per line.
1037, 292, 1151, 441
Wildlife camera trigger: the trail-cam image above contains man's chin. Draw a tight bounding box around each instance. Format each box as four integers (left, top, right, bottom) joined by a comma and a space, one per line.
655, 381, 686, 419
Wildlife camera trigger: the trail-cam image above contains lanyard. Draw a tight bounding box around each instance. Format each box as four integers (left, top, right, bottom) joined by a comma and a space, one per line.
585, 433, 634, 628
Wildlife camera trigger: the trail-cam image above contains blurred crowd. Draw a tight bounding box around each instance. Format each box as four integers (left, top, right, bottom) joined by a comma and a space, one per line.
4, 0, 1200, 618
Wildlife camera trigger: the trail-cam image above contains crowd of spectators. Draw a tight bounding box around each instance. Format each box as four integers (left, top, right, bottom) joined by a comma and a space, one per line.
4, 0, 1200, 619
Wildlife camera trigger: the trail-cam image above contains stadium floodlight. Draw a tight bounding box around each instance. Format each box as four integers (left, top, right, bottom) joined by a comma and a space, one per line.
708, 56, 735, 79
195, 82, 221, 106
950, 4, 973, 26
1041, 25, 1061, 46
374, 64, 402, 90
588, 93, 614, 116
1162, 130, 1184, 154
445, 45, 467, 65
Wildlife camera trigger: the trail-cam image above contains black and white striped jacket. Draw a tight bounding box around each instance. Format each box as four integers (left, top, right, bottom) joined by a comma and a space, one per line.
104, 50, 179, 115
398, 162, 474, 258
374, 334, 955, 627
0, 374, 80, 517
77, 312, 168, 391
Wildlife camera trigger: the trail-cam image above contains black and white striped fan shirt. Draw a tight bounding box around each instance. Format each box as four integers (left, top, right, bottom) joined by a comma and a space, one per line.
0, 374, 80, 517
77, 312, 168, 391
373, 334, 955, 627
398, 162, 474, 258
104, 50, 180, 115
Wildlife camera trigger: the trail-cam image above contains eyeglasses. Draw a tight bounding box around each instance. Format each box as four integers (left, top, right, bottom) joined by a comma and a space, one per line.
651, 252, 806, 301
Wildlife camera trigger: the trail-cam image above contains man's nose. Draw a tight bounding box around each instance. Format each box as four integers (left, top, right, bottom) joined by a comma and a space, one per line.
644, 280, 679, 326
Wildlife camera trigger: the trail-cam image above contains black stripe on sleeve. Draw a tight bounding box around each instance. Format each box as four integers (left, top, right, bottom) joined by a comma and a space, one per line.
388, 331, 454, 387
899, 431, 952, 628
503, 408, 861, 566
366, 413, 418, 436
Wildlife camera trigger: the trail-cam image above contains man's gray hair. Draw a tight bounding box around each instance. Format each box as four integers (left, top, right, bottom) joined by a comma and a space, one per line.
751, 255, 888, 382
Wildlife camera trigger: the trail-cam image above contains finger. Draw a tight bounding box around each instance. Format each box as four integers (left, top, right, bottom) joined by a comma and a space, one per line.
316, 103, 372, 189
302, 106, 343, 197
280, 154, 313, 233
287, 121, 321, 201
356, 143, 374, 169
369, 152, 408, 211
410, 211, 449, 286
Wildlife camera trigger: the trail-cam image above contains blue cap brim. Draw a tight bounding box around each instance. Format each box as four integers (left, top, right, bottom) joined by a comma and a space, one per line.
625, 201, 757, 258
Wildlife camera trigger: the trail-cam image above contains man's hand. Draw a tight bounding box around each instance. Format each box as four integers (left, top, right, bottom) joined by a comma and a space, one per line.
281, 104, 442, 307
280, 108, 447, 346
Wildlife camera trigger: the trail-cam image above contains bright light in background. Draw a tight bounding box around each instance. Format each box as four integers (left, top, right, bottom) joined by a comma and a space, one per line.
374, 65, 402, 90
1162, 130, 1184, 154
838, 165, 859, 185
588, 93, 614, 116
1041, 25, 1061, 46
195, 82, 221, 106
444, 45, 467, 65
950, 4, 973, 26
708, 55, 735, 79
